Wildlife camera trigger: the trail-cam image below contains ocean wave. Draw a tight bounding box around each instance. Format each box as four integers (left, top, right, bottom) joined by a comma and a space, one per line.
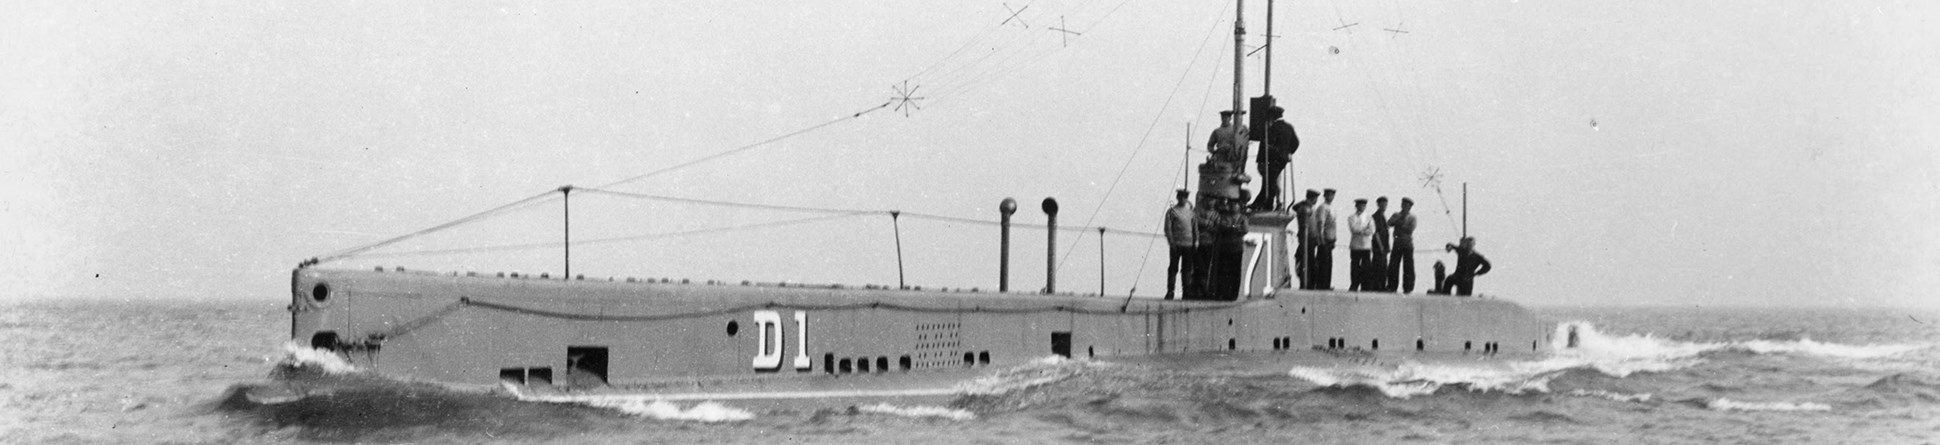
277, 341, 358, 375
1283, 322, 1712, 399
857, 403, 977, 420
1565, 389, 1654, 403
1282, 321, 1922, 400
1705, 397, 1832, 412
578, 399, 755, 422
1737, 338, 1927, 359
1554, 321, 1927, 362
954, 355, 1106, 396
503, 386, 756, 422
1286, 362, 1552, 399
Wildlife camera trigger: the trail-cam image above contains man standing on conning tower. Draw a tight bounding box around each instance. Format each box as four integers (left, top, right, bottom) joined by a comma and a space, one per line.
1207, 110, 1248, 164
1250, 106, 1298, 212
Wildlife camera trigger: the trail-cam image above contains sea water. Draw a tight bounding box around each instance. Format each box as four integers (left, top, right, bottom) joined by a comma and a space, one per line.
3, 300, 1937, 444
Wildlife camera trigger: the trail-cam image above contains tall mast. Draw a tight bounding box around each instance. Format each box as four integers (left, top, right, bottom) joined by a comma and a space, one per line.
1264, 0, 1273, 96
1231, 0, 1245, 155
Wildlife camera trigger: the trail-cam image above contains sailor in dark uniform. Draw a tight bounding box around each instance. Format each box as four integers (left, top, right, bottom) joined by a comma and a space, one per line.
1250, 106, 1298, 211
1371, 197, 1391, 291
1209, 196, 1250, 300
1291, 189, 1320, 289
1441, 237, 1492, 296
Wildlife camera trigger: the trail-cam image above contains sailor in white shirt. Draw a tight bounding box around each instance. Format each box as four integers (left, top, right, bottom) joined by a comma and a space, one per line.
1347, 198, 1374, 291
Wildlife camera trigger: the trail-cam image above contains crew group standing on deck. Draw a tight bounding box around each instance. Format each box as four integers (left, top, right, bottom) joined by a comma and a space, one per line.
1162, 105, 1493, 299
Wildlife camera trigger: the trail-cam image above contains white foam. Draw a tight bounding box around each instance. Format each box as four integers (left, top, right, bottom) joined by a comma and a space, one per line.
1288, 321, 1929, 401
1736, 338, 1926, 359
857, 403, 976, 420
1287, 361, 1556, 399
279, 341, 358, 374
1706, 398, 1831, 412
509, 387, 756, 422
1284, 321, 1828, 399
584, 399, 756, 422
954, 355, 1102, 395
1547, 321, 1719, 377
1556, 321, 1927, 362
1566, 389, 1654, 403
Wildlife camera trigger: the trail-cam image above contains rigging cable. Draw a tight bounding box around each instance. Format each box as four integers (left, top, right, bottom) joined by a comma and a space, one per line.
352, 212, 872, 259
596, 101, 893, 191
314, 189, 560, 264
1129, 0, 1235, 297
580, 187, 1161, 237
313, 100, 894, 264
1053, 0, 1231, 276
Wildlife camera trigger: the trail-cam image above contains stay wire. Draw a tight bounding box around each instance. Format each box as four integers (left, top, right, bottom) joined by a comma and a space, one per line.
596, 101, 893, 191
1131, 2, 1233, 297
579, 187, 1162, 238
1053, 0, 1227, 274
351, 213, 872, 259
315, 189, 560, 264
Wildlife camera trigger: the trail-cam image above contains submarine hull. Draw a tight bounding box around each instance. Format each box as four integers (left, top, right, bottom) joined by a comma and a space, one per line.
289, 268, 1550, 399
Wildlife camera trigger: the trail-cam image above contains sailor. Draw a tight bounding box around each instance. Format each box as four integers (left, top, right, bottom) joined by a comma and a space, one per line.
1163, 189, 1198, 300
1315, 189, 1339, 290
1249, 106, 1298, 211
1347, 198, 1373, 291
1206, 110, 1249, 164
1192, 197, 1221, 300
1371, 197, 1392, 291
1442, 237, 1493, 296
1387, 198, 1419, 293
1210, 195, 1251, 300
1290, 189, 1320, 289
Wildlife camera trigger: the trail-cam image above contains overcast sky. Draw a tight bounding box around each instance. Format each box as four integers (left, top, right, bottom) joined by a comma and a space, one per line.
4, 1, 1935, 308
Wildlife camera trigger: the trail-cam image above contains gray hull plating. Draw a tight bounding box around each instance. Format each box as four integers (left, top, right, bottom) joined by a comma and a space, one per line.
290, 268, 1549, 397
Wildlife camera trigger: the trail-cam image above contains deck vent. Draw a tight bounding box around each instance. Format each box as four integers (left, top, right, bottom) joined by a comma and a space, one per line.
914, 322, 962, 369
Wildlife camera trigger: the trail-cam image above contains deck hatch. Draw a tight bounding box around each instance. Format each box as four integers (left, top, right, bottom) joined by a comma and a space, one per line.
1051, 331, 1072, 358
